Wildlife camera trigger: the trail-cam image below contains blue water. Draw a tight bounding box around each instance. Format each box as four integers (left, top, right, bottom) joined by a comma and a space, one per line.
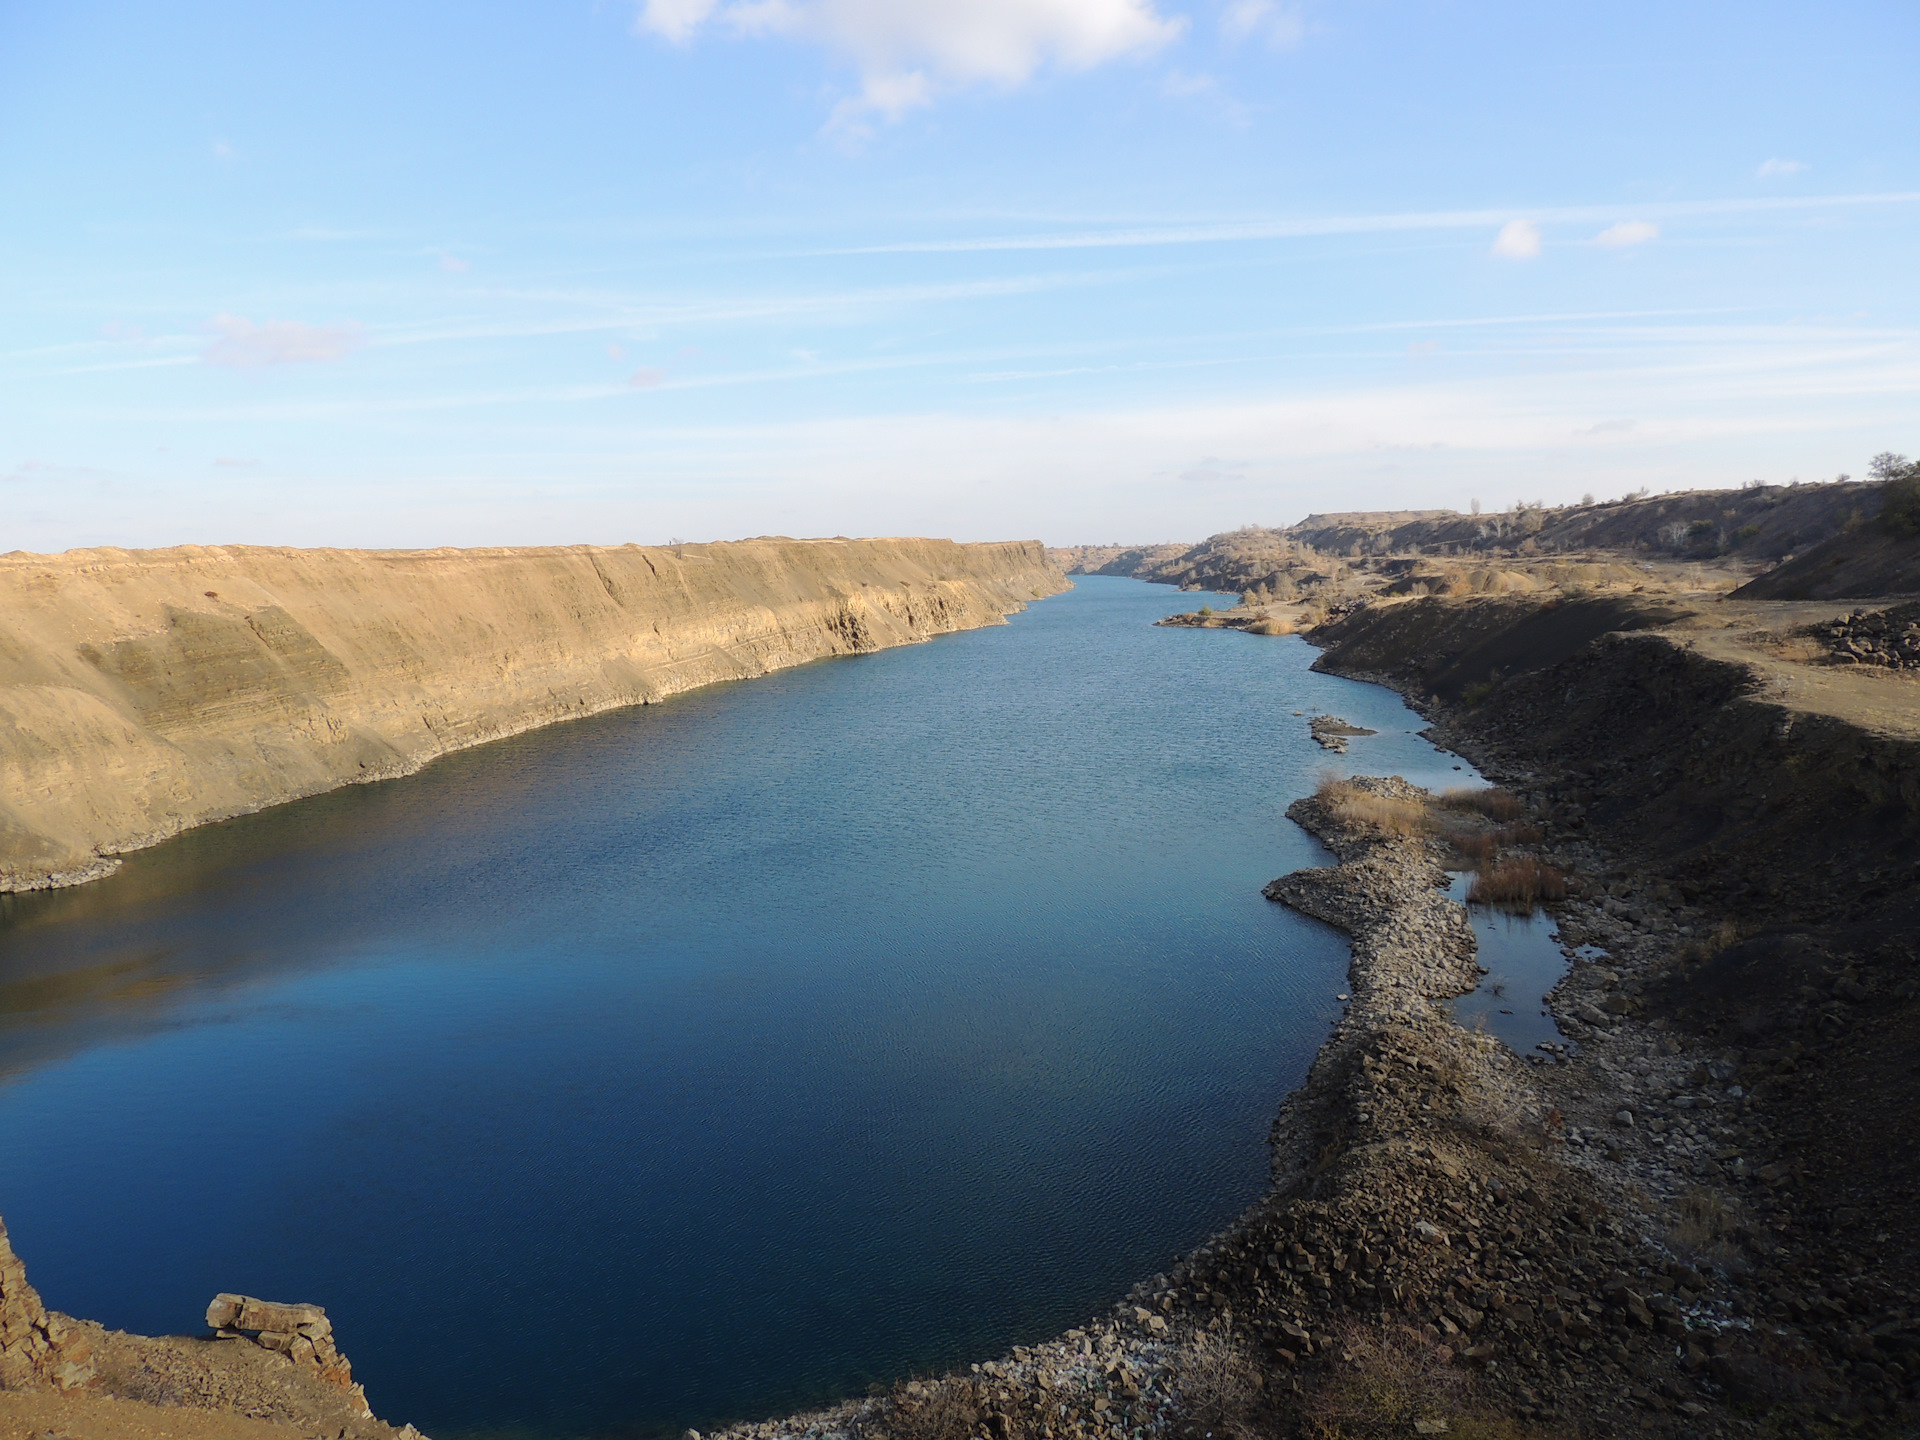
1445, 873, 1572, 1059
0, 578, 1465, 1440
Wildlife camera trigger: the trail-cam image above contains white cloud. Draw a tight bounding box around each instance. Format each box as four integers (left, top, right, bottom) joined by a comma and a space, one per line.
629, 367, 667, 388
640, 0, 1183, 125
1594, 220, 1658, 248
1159, 69, 1250, 126
1220, 0, 1302, 47
1491, 219, 1541, 259
202, 315, 365, 368
1757, 157, 1807, 179
639, 0, 721, 42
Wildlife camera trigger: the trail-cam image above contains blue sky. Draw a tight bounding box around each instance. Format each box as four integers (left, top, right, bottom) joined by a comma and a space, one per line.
2, 0, 1916, 549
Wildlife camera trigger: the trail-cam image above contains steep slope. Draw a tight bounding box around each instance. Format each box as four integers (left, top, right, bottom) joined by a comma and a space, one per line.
1731, 526, 1920, 599
0, 538, 1066, 890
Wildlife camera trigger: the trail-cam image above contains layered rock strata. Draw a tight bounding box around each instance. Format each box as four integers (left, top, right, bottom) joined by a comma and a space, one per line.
207, 1294, 359, 1399
0, 1218, 60, 1390
0, 538, 1065, 890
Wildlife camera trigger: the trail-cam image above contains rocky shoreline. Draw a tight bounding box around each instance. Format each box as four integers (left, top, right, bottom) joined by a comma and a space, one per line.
6, 587, 1916, 1438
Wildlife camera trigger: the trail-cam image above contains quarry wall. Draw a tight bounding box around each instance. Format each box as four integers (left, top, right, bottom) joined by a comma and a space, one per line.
0, 537, 1067, 890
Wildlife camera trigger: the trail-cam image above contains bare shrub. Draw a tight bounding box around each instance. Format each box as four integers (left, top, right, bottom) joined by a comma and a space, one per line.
1461, 1074, 1538, 1150
1466, 859, 1567, 908
1172, 1330, 1265, 1440
1439, 788, 1526, 822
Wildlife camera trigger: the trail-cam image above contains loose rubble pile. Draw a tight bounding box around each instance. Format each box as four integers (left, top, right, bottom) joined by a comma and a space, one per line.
1803, 603, 1920, 670
1308, 715, 1377, 753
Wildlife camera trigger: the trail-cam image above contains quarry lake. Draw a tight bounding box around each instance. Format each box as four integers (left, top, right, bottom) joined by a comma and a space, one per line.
0, 577, 1472, 1440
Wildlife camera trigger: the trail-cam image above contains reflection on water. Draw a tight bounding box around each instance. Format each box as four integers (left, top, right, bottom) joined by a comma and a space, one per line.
1445, 872, 1572, 1058
0, 579, 1470, 1440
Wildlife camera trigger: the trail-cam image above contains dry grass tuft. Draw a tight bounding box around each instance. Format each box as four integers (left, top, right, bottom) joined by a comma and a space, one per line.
1466, 859, 1567, 908
1439, 787, 1527, 822
1299, 1322, 1558, 1439
1675, 917, 1746, 968
1315, 777, 1432, 838
1668, 1184, 1748, 1273
877, 1379, 983, 1440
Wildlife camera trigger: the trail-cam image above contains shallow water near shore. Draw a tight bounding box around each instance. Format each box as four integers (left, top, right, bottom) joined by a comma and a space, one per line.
1445, 873, 1572, 1058
0, 578, 1470, 1440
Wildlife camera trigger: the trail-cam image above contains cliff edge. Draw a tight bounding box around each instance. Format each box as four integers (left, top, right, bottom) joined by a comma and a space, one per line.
0, 537, 1066, 890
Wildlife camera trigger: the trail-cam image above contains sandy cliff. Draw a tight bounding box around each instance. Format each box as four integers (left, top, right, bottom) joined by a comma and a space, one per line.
0, 537, 1066, 890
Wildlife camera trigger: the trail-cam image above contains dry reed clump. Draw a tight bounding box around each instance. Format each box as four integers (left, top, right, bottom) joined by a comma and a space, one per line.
1439, 787, 1527, 823
1444, 822, 1544, 866
1448, 830, 1499, 864
1315, 776, 1432, 838
1466, 859, 1567, 908
1248, 616, 1298, 636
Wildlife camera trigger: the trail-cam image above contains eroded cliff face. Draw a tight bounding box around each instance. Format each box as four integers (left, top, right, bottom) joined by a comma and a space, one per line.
0, 538, 1066, 890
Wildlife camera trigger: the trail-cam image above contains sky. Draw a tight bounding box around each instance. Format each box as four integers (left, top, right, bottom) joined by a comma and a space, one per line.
2, 0, 1917, 550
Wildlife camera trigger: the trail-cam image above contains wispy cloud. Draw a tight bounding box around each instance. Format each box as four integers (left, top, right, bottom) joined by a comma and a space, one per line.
202, 315, 365, 368
1219, 0, 1302, 48
1159, 69, 1250, 126
637, 0, 1183, 129
1179, 455, 1246, 484
820, 191, 1920, 255
1594, 220, 1658, 248
1757, 157, 1807, 179
1491, 219, 1541, 259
